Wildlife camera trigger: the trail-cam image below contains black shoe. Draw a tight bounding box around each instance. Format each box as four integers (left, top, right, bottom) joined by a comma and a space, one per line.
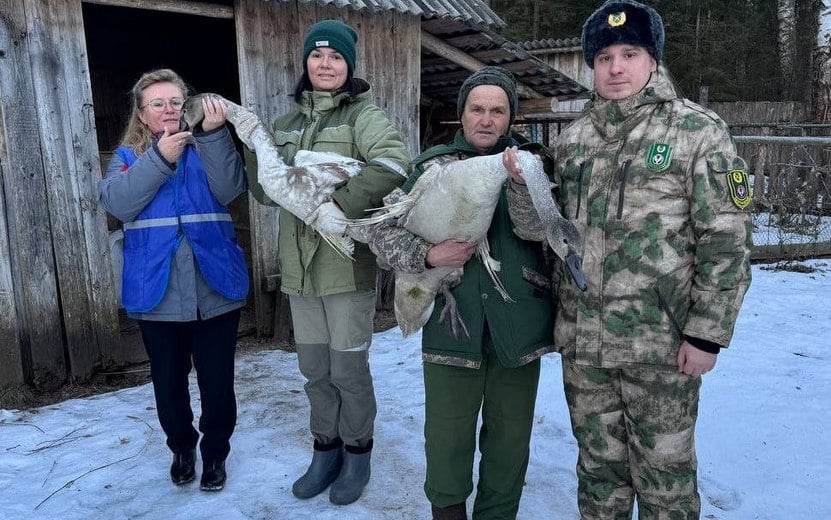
170, 449, 196, 485
431, 502, 467, 520
200, 459, 226, 491
292, 438, 343, 499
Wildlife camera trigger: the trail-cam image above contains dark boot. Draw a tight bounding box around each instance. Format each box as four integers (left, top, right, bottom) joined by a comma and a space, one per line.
431, 502, 467, 520
329, 440, 372, 505
200, 459, 226, 491
292, 439, 344, 499
170, 448, 196, 485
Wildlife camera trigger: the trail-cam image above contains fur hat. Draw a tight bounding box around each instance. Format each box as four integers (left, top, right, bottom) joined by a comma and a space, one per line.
581, 0, 665, 68
303, 20, 358, 74
456, 66, 519, 123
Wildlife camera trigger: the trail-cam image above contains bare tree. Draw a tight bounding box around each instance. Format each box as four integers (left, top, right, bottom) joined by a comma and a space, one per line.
532, 0, 540, 41
815, 0, 831, 121
778, 0, 798, 99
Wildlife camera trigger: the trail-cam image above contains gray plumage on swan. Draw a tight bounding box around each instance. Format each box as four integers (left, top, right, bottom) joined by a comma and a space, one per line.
180, 93, 364, 258
354, 150, 587, 339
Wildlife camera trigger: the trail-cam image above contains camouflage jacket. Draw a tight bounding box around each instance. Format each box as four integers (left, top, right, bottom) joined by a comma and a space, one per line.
368, 130, 555, 368
553, 70, 752, 368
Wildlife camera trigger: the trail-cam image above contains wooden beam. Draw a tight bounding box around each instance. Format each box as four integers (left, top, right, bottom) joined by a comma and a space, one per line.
421, 30, 544, 99
732, 135, 831, 146
519, 97, 557, 115
751, 241, 831, 262
82, 0, 233, 18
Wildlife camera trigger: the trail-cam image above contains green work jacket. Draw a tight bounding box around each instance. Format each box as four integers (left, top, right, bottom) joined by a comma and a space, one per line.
248, 80, 410, 296
409, 130, 555, 369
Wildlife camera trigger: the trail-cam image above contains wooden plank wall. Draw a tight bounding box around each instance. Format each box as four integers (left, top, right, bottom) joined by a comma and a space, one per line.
0, 76, 24, 385
235, 0, 295, 337
26, 0, 120, 380
0, 0, 120, 388
0, 0, 66, 388
235, 0, 420, 336
536, 50, 591, 115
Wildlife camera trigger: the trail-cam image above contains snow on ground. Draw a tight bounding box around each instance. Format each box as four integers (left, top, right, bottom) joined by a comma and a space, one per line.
1, 260, 829, 519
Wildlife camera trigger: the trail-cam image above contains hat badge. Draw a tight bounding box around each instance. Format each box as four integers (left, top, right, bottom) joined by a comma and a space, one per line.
608, 12, 627, 27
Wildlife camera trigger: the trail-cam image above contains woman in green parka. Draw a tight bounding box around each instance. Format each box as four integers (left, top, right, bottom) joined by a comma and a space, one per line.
247, 20, 410, 506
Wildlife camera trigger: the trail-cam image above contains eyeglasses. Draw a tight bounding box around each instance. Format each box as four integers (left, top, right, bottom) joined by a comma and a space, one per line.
140, 97, 185, 112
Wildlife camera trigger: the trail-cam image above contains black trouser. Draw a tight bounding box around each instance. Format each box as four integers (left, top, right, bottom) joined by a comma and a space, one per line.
139, 309, 240, 462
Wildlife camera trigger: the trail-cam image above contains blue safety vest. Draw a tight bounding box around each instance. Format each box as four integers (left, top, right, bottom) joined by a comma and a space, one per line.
115, 145, 249, 312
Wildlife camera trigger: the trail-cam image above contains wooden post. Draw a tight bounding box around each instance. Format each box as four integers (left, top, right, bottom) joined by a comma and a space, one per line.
25, 0, 120, 381
0, 89, 25, 386
0, 0, 66, 388
698, 86, 709, 107
235, 0, 297, 337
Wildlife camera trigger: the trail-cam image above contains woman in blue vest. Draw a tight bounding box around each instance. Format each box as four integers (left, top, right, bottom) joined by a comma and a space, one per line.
99, 69, 249, 492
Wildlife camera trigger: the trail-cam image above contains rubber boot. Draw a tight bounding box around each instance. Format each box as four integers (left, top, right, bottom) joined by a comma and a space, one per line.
329, 440, 372, 505
292, 439, 343, 499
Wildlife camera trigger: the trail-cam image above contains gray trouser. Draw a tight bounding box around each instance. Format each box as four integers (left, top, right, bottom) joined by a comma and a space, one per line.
290, 289, 377, 447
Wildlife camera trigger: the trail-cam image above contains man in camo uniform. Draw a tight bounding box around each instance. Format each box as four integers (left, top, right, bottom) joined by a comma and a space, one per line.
552, 1, 752, 518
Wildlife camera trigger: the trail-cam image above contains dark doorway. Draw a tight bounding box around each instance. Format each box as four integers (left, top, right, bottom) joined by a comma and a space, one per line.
82, 3, 241, 151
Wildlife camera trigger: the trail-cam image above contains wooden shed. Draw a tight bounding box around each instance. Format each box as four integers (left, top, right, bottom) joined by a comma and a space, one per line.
515, 37, 593, 124
0, 0, 586, 391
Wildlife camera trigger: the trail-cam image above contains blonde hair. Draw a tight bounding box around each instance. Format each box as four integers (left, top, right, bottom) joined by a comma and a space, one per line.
119, 69, 188, 153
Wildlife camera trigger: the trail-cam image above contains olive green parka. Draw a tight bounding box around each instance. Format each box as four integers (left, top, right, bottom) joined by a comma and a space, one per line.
248, 80, 410, 296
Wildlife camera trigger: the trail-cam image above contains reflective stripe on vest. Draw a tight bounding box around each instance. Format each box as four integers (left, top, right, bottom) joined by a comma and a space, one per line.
115, 145, 249, 312
123, 213, 233, 230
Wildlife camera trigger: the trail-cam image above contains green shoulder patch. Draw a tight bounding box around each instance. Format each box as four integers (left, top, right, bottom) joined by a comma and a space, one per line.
646, 143, 673, 172
727, 169, 752, 209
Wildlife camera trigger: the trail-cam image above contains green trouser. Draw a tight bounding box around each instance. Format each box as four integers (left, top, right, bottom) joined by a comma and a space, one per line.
562, 359, 702, 520
423, 353, 541, 520
290, 289, 377, 447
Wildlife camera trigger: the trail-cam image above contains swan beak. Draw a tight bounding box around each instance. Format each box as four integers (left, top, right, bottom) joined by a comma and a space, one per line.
565, 251, 588, 291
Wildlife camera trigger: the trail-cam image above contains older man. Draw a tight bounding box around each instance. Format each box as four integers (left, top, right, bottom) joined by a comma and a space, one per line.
369, 67, 555, 520
549, 1, 753, 518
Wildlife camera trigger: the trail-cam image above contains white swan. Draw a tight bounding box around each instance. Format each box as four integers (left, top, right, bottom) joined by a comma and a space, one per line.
181, 93, 363, 258
353, 150, 587, 338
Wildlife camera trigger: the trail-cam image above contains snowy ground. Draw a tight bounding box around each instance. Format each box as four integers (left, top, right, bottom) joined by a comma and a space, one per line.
1, 260, 829, 520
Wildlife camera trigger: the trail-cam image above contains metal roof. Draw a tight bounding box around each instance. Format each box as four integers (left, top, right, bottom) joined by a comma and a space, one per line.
516, 37, 582, 52
272, 0, 505, 29
420, 27, 589, 116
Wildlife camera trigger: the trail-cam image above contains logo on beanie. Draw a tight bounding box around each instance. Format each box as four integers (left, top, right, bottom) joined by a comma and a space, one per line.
314, 40, 330, 48
608, 11, 627, 27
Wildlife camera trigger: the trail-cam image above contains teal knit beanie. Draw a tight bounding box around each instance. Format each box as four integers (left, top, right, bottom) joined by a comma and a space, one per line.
303, 20, 358, 74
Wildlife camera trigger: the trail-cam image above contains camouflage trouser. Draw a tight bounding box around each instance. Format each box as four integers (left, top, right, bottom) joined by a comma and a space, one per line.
562, 359, 701, 520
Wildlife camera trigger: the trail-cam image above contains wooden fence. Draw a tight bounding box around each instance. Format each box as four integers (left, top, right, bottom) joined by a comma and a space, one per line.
710, 102, 831, 261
